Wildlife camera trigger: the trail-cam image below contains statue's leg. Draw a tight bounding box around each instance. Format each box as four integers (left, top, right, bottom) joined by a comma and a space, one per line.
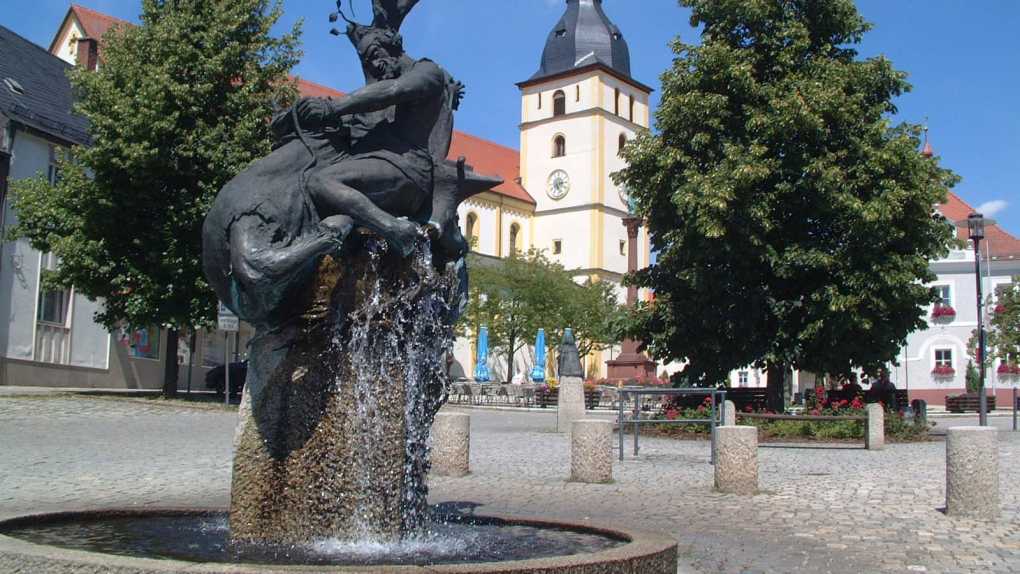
306, 162, 422, 257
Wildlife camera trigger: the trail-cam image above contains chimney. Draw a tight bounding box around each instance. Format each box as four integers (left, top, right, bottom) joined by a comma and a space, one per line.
76, 37, 99, 72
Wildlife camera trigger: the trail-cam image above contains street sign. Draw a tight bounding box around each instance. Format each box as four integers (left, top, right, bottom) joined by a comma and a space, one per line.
217, 302, 239, 332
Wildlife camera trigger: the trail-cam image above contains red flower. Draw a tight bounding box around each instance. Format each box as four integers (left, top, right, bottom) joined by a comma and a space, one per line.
994, 304, 1006, 314
932, 305, 957, 319
932, 365, 956, 376
851, 397, 864, 409
743, 405, 753, 413
665, 409, 679, 421
810, 408, 821, 416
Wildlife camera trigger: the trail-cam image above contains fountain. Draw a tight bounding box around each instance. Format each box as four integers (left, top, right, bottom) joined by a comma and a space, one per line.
0, 1, 676, 571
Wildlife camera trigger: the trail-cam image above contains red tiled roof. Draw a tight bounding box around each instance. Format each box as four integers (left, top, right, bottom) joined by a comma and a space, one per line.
294, 80, 532, 205
70, 4, 129, 40
938, 191, 1020, 260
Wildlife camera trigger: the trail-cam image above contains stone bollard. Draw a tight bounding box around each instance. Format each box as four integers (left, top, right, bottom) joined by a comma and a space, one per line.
713, 425, 758, 495
866, 403, 884, 450
431, 412, 470, 477
723, 400, 736, 426
557, 376, 586, 433
570, 419, 613, 483
946, 426, 1000, 519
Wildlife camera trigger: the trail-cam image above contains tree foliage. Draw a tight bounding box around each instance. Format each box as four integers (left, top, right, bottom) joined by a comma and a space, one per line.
989, 278, 1020, 365
459, 250, 622, 381
9, 0, 300, 331
615, 0, 957, 404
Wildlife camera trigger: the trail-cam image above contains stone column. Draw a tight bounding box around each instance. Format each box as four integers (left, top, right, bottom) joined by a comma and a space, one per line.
714, 426, 758, 495
558, 376, 587, 433
946, 426, 1000, 519
605, 217, 658, 381
571, 419, 613, 483
723, 400, 736, 426
866, 404, 884, 450
431, 412, 471, 477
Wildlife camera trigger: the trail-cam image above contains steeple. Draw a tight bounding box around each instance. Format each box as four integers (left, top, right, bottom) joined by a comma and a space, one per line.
531, 0, 631, 83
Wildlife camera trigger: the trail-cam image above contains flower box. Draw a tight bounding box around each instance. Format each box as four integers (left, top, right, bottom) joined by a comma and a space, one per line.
932, 305, 956, 321
932, 365, 956, 378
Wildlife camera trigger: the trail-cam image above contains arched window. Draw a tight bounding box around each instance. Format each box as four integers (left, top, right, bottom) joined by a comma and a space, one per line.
466, 212, 479, 248
509, 223, 522, 255
618, 134, 627, 156
553, 90, 566, 116
553, 135, 566, 158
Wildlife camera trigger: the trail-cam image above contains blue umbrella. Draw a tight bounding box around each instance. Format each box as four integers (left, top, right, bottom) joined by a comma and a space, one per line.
473, 325, 491, 382
531, 328, 547, 382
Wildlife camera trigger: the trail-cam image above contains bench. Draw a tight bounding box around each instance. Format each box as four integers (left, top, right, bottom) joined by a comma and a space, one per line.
946, 393, 997, 413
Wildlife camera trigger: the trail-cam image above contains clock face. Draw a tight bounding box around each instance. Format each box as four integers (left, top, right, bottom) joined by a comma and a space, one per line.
547, 169, 570, 200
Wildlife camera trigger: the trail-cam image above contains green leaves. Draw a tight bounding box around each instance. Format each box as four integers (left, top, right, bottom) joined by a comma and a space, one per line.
616, 0, 957, 384
8, 0, 300, 332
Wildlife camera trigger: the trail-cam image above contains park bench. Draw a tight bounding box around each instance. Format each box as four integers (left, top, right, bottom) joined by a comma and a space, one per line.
945, 393, 997, 413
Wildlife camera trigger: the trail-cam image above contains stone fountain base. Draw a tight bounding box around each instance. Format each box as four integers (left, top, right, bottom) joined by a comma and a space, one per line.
0, 509, 679, 574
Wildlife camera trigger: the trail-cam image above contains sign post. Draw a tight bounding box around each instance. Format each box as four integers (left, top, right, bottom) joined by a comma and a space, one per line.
218, 303, 239, 405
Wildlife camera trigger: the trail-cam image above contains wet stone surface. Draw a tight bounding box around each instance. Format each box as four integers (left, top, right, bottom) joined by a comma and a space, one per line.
3, 397, 1020, 573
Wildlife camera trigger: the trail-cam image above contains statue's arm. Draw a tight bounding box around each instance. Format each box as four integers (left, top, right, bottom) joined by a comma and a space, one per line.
327, 61, 444, 117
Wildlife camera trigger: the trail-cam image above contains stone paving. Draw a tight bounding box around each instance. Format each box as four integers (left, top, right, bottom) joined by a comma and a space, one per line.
2, 395, 1020, 573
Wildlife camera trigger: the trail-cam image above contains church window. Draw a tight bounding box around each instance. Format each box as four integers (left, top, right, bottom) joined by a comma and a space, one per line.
575, 84, 580, 102
553, 240, 562, 255
537, 93, 541, 110
466, 212, 479, 249
553, 90, 566, 116
629, 97, 635, 122
553, 135, 566, 158
509, 223, 522, 255
618, 134, 627, 156
619, 239, 626, 256
614, 88, 620, 115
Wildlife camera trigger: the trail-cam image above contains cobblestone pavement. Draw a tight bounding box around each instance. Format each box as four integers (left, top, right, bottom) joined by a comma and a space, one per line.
2, 396, 1019, 573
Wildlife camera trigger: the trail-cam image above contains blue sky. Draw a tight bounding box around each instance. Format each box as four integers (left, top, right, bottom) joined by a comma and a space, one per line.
5, 1, 1019, 233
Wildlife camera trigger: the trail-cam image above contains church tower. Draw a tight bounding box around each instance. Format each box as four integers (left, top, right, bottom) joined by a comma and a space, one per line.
519, 0, 652, 293
519, 0, 653, 377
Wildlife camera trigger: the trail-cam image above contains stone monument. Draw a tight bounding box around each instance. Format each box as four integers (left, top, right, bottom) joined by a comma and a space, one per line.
201, 0, 501, 544
557, 329, 586, 433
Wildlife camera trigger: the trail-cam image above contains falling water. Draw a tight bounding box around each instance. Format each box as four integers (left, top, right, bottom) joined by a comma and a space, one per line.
338, 236, 457, 540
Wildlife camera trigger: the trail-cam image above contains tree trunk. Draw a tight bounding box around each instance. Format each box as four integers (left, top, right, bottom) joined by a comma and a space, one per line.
162, 327, 179, 398
766, 362, 786, 413
506, 334, 515, 384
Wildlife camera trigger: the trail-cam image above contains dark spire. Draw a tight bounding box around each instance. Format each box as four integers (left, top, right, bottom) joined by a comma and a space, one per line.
531, 0, 631, 82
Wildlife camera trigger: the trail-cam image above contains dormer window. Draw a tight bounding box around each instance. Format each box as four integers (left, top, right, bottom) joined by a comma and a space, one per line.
553, 90, 566, 116
555, 28, 567, 38
3, 77, 24, 96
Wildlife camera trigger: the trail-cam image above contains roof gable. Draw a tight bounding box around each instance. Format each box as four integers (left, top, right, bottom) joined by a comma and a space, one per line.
939, 192, 1020, 260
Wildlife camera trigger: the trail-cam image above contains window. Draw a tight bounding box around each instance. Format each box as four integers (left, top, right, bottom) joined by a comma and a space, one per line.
508, 223, 521, 255
537, 93, 541, 110
935, 349, 953, 369
629, 97, 635, 122
552, 240, 562, 255
934, 285, 952, 307
619, 239, 626, 256
738, 371, 749, 388
36, 252, 69, 325
553, 90, 566, 116
575, 84, 580, 102
48, 145, 64, 185
466, 212, 479, 248
614, 88, 620, 115
553, 135, 566, 158
118, 325, 161, 360
618, 134, 627, 156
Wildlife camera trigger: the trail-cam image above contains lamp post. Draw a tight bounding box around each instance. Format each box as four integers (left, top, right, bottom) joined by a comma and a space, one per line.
965, 213, 990, 426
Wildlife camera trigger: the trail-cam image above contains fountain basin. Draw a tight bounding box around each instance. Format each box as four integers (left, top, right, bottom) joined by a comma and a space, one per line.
0, 509, 677, 573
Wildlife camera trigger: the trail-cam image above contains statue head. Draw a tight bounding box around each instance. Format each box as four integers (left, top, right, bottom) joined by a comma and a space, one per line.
348, 24, 404, 80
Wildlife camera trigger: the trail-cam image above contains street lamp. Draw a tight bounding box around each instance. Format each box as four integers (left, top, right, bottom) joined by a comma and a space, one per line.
960, 213, 993, 426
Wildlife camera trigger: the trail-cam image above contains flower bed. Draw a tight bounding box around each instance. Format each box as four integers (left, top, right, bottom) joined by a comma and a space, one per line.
642, 396, 930, 442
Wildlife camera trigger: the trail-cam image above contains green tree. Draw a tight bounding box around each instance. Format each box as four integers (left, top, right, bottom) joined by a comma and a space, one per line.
964, 359, 981, 394
615, 0, 957, 411
460, 250, 622, 381
989, 278, 1020, 366
9, 0, 300, 397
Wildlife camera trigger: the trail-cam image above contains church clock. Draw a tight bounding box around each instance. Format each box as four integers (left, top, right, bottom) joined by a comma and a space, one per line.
546, 169, 570, 200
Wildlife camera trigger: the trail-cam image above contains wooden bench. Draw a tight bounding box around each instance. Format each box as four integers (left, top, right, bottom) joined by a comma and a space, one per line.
946, 393, 997, 413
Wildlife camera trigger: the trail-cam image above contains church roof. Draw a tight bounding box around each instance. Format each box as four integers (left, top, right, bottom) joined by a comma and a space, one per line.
530, 0, 632, 85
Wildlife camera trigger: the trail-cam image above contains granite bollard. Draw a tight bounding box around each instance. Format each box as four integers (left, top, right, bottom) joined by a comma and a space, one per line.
946, 426, 999, 519
866, 403, 884, 450
558, 377, 587, 433
431, 412, 471, 477
713, 425, 758, 495
723, 400, 736, 426
571, 419, 613, 483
